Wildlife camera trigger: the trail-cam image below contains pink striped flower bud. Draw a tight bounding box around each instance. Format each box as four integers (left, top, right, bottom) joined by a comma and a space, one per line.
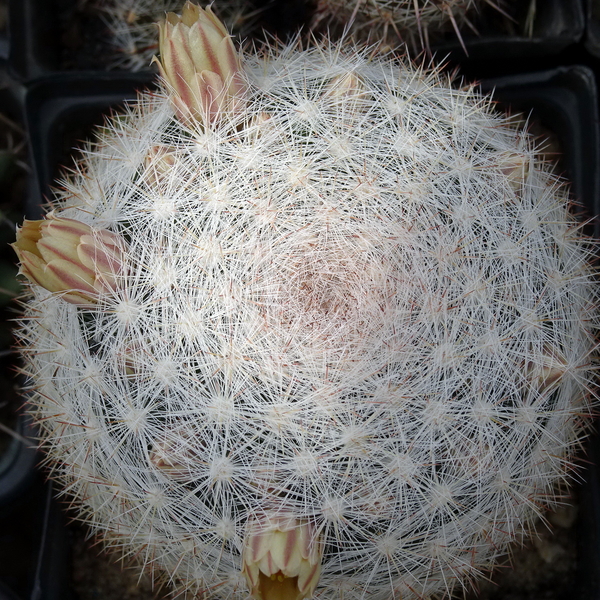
242, 515, 322, 600
12, 214, 125, 306
154, 2, 247, 127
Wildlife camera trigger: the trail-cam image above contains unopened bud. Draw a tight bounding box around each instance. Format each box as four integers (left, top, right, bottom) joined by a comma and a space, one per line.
149, 429, 199, 481
496, 151, 530, 191
12, 214, 125, 306
144, 144, 178, 188
324, 71, 367, 100
242, 515, 322, 600
154, 2, 247, 127
524, 346, 567, 390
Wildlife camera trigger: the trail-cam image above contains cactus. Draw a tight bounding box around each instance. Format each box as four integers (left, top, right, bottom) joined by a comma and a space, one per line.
312, 0, 515, 52
14, 3, 598, 599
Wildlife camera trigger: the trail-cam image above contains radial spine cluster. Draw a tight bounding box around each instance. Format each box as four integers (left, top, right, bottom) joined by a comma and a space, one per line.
16, 35, 598, 600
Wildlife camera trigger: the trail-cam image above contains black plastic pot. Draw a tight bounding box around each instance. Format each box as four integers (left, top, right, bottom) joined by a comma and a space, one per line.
6, 0, 590, 80
0, 477, 73, 600
585, 0, 600, 58
479, 65, 600, 239
7, 0, 141, 79
6, 0, 302, 80
7, 0, 62, 81
23, 71, 155, 219
0, 61, 76, 600
0, 411, 37, 507
431, 0, 585, 61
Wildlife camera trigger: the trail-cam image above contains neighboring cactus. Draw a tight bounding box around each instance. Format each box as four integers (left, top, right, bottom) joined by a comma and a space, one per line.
312, 0, 515, 52
14, 3, 598, 600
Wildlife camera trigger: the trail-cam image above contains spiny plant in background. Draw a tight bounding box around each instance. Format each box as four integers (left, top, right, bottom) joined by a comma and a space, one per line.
12, 2, 598, 599
90, 0, 262, 71
312, 0, 534, 53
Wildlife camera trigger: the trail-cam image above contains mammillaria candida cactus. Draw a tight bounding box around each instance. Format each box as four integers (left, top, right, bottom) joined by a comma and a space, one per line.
13, 2, 598, 599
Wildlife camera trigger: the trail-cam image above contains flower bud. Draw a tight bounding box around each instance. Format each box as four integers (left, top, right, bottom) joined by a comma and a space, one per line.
143, 144, 178, 189
154, 2, 247, 127
324, 71, 367, 101
242, 515, 322, 600
496, 151, 530, 191
12, 214, 125, 306
148, 429, 200, 481
524, 346, 567, 391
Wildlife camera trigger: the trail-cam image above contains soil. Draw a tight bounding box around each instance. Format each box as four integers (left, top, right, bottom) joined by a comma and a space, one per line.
465, 506, 579, 600
71, 525, 168, 600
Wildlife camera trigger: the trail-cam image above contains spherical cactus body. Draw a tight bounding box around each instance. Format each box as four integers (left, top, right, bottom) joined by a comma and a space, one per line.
14, 3, 598, 599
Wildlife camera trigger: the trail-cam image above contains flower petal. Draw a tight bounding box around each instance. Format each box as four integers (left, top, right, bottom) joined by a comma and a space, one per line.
17, 251, 54, 289
45, 259, 97, 293
14, 221, 43, 257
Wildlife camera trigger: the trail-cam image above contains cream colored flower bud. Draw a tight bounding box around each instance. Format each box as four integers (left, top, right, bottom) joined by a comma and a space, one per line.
144, 144, 177, 188
149, 431, 198, 481
496, 151, 530, 191
12, 214, 125, 306
242, 515, 322, 600
324, 71, 367, 100
524, 346, 567, 391
154, 1, 247, 127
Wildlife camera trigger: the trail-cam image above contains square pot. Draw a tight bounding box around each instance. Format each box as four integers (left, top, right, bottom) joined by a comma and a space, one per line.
431, 0, 585, 61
